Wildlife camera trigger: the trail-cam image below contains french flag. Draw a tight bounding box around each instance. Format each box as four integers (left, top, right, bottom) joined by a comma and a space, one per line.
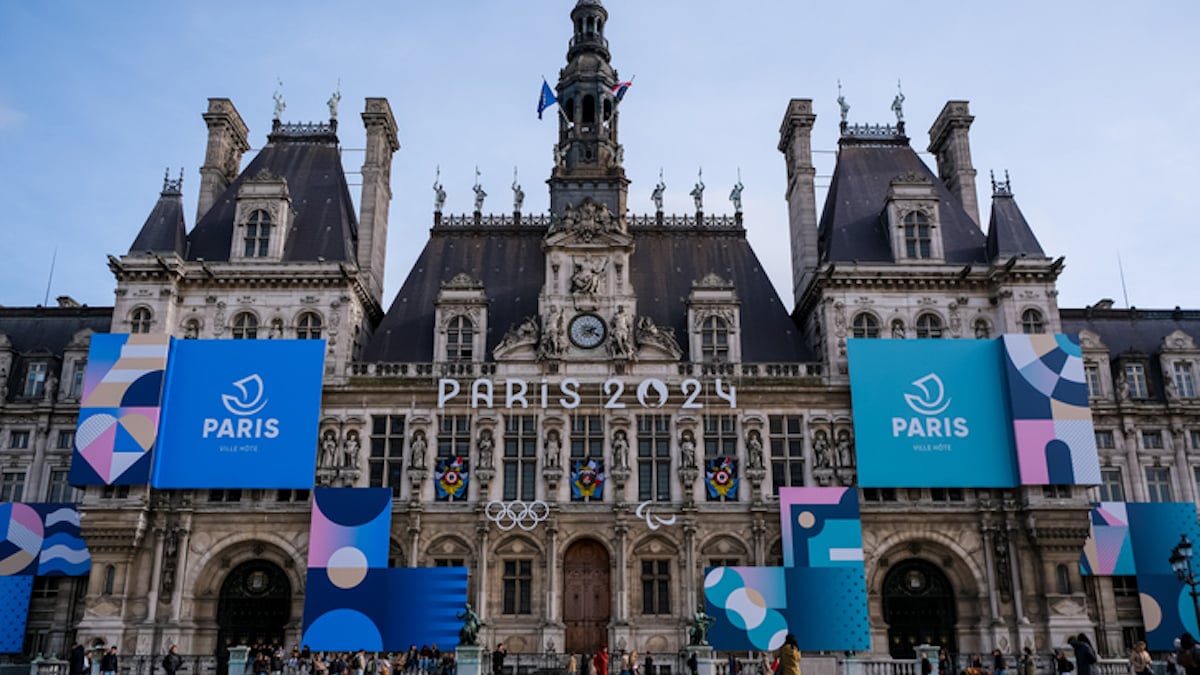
612, 79, 633, 102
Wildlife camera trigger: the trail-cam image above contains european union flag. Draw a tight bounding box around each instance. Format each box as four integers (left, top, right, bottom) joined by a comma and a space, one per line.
537, 79, 557, 119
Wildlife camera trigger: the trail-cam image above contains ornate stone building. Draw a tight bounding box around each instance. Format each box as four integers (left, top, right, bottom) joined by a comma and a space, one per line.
4, 0, 1200, 666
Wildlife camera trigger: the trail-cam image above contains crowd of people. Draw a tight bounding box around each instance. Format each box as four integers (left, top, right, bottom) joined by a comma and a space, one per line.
241, 645, 456, 675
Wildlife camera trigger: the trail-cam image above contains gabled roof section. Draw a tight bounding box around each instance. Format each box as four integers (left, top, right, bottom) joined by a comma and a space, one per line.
186, 123, 358, 263
129, 172, 187, 256
0, 306, 113, 401
363, 223, 810, 363
985, 178, 1044, 260
817, 140, 987, 264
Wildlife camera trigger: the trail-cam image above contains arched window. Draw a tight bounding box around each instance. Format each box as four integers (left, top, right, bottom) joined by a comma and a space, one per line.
130, 307, 152, 334
231, 312, 258, 340
102, 564, 115, 596
582, 95, 596, 124
973, 319, 991, 339
1055, 563, 1072, 594
297, 313, 322, 340
852, 313, 880, 338
915, 313, 943, 339
701, 316, 730, 364
243, 209, 272, 258
903, 212, 932, 259
1021, 308, 1046, 334
446, 316, 474, 362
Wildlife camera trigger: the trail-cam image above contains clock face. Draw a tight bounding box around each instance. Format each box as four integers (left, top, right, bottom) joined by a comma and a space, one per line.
569, 313, 607, 349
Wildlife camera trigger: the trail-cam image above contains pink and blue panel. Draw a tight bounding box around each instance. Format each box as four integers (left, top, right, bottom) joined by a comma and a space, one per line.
704, 567, 789, 651
0, 503, 43, 577
1080, 503, 1133, 576
0, 576, 33, 653
385, 567, 469, 649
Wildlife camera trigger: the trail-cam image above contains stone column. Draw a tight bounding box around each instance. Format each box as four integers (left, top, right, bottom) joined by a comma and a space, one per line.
683, 521, 698, 612
1005, 523, 1026, 624
169, 522, 192, 621
981, 526, 1001, 624
1172, 427, 1195, 503
146, 527, 166, 622
1121, 426, 1146, 502
476, 521, 490, 621
614, 522, 628, 623
545, 519, 560, 623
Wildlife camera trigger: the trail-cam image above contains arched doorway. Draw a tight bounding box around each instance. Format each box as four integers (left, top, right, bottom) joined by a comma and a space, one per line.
563, 538, 611, 654
216, 560, 291, 675
882, 559, 958, 659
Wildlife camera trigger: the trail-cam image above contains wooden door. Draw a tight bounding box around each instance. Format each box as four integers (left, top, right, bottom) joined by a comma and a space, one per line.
563, 539, 611, 654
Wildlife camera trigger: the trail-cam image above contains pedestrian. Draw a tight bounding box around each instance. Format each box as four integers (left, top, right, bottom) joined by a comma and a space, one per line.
314, 653, 328, 675
644, 656, 654, 675
1066, 635, 1096, 675
686, 653, 697, 675
1021, 648, 1036, 675
1129, 642, 1151, 675
1178, 633, 1200, 675
993, 649, 1006, 675
163, 646, 183, 675
70, 643, 88, 675
774, 634, 801, 675
938, 650, 951, 675
101, 646, 119, 675
629, 651, 639, 675
492, 644, 507, 675
1053, 651, 1073, 674
922, 655, 932, 675
1168, 653, 1178, 675
594, 646, 609, 675
568, 655, 578, 675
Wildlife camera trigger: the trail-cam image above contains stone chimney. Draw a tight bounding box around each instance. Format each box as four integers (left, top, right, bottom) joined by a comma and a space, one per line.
927, 100, 980, 226
196, 98, 250, 224
778, 99, 818, 307
358, 98, 400, 303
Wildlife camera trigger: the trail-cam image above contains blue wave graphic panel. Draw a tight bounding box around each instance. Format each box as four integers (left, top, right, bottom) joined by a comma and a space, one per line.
34, 504, 91, 577
0, 576, 33, 653
385, 568, 469, 649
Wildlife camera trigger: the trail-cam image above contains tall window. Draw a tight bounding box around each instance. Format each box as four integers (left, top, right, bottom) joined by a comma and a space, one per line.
700, 316, 730, 364
231, 312, 258, 339
9, 430, 30, 449
57, 430, 75, 450
637, 415, 671, 502
130, 307, 153, 334
914, 313, 943, 339
370, 416, 406, 498
1055, 564, 1072, 594
1125, 363, 1148, 399
24, 362, 47, 398
297, 313, 322, 340
70, 359, 86, 397
438, 415, 472, 458
47, 469, 78, 503
1095, 430, 1115, 449
571, 415, 604, 460
903, 211, 932, 259
1020, 309, 1046, 334
640, 560, 671, 615
0, 472, 26, 501
1142, 430, 1164, 449
1175, 362, 1196, 398
502, 559, 532, 615
244, 209, 272, 257
102, 565, 116, 596
1112, 576, 1138, 598
1085, 363, 1102, 398
703, 415, 736, 458
1193, 430, 1200, 450
769, 415, 805, 493
446, 316, 475, 362
503, 416, 538, 501
1146, 467, 1173, 502
1099, 468, 1125, 502
852, 313, 880, 339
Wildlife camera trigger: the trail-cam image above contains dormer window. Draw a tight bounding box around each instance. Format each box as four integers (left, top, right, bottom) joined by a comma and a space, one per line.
297, 313, 323, 340
1124, 363, 1148, 399
130, 307, 153, 334
915, 313, 944, 339
1021, 309, 1046, 334
446, 316, 474, 362
243, 210, 272, 258
701, 316, 730, 363
231, 312, 258, 340
903, 212, 932, 259
1174, 362, 1196, 398
24, 362, 47, 398
852, 313, 880, 338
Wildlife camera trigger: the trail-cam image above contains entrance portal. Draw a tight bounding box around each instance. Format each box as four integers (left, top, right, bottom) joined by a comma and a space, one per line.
216, 559, 291, 675
882, 559, 958, 659
563, 539, 611, 654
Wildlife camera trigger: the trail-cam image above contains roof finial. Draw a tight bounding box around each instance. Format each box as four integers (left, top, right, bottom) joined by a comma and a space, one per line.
729, 168, 744, 215
162, 167, 184, 195
433, 166, 446, 213
273, 78, 286, 120
891, 79, 905, 124
990, 169, 1013, 196
837, 80, 850, 124
473, 166, 487, 213
327, 78, 342, 120
512, 166, 525, 213
651, 169, 665, 213
690, 167, 705, 213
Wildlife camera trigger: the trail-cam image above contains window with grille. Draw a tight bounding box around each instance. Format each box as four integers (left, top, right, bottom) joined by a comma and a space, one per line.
571, 415, 604, 460
446, 316, 475, 362
1146, 467, 1173, 502
1176, 362, 1196, 398
703, 415, 736, 458
914, 313, 943, 339
24, 362, 47, 398
1099, 469, 1125, 502
231, 312, 259, 339
9, 430, 30, 449
1020, 309, 1045, 334
769, 415, 804, 494
47, 469, 78, 503
852, 313, 880, 338
130, 307, 153, 334
637, 415, 671, 502
903, 211, 931, 259
1094, 430, 1115, 449
862, 488, 897, 502
502, 559, 533, 615
31, 577, 59, 599
700, 316, 730, 364
1085, 364, 1102, 398
435, 558, 465, 568
708, 558, 741, 569
370, 415, 406, 498
56, 430, 75, 450
244, 209, 272, 257
0, 472, 25, 501
1042, 485, 1070, 498
70, 360, 86, 397
1112, 576, 1138, 598
438, 415, 472, 458
504, 416, 538, 501
1125, 363, 1148, 399
297, 313, 322, 340
930, 488, 964, 502
641, 559, 671, 615
207, 489, 242, 502
1142, 430, 1164, 449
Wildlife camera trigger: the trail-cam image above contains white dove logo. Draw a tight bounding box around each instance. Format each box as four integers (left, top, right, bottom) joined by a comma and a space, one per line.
221, 374, 269, 416
903, 373, 952, 416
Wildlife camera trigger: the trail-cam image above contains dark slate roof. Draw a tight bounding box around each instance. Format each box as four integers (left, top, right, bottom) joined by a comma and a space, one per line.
129, 187, 187, 256
186, 131, 358, 263
0, 306, 113, 402
1061, 306, 1200, 401
364, 224, 811, 363
985, 192, 1044, 260
817, 140, 987, 264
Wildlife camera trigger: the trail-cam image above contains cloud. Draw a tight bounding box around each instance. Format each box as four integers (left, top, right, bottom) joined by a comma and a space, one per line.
0, 102, 26, 129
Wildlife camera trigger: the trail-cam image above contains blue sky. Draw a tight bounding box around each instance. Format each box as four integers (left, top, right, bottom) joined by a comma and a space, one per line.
1, 1, 1197, 311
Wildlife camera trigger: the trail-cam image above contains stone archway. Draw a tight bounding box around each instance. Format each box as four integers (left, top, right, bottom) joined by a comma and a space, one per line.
563, 538, 611, 654
215, 560, 292, 675
882, 558, 958, 659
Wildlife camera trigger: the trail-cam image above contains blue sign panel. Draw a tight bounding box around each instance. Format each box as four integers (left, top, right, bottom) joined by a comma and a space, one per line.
152, 339, 325, 489
848, 338, 1016, 487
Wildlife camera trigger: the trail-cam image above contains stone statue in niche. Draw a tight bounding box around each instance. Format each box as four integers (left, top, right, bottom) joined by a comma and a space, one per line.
477, 429, 495, 469
544, 429, 562, 468
612, 430, 629, 469
813, 430, 832, 468
540, 306, 567, 358
609, 306, 634, 358
836, 430, 855, 468
410, 430, 428, 469
679, 430, 697, 469
319, 429, 339, 468
746, 430, 764, 470
342, 430, 361, 469
570, 258, 606, 296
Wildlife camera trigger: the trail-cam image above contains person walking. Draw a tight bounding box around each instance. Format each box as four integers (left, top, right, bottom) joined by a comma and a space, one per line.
101, 647, 119, 675
163, 646, 184, 675
775, 634, 801, 675
492, 644, 507, 675
1129, 641, 1152, 675
1054, 651, 1074, 674
594, 647, 610, 675
1067, 635, 1096, 675
69, 643, 88, 675
568, 655, 577, 675
993, 649, 1007, 675
1021, 647, 1036, 675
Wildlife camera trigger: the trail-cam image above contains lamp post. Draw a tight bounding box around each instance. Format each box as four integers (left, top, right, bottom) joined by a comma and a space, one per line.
1169, 534, 1200, 631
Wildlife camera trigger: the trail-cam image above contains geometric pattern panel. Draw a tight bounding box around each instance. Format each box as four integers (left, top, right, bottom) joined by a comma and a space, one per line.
70, 333, 170, 486
1127, 502, 1200, 578
705, 458, 738, 501
1001, 334, 1101, 486
0, 576, 33, 653
0, 503, 42, 577
385, 568, 468, 649
1080, 502, 1134, 576
704, 566, 788, 651
0, 503, 90, 578
1136, 574, 1197, 650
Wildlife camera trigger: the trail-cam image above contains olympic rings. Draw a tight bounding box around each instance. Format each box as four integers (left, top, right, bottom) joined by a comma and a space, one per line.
485, 499, 550, 531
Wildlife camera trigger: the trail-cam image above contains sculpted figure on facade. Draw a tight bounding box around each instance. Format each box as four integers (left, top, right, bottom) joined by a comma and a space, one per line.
612, 429, 630, 469
746, 430, 764, 470
410, 430, 428, 469
570, 258, 606, 296
545, 429, 562, 468
729, 175, 744, 214
680, 430, 697, 469
472, 168, 487, 212
540, 306, 567, 358
891, 319, 906, 339
43, 374, 58, 402
635, 316, 682, 358
610, 305, 634, 359
512, 169, 525, 212
477, 429, 495, 469
433, 170, 447, 213
974, 319, 990, 339
496, 316, 539, 354
690, 170, 705, 211
813, 430, 832, 468
343, 430, 361, 469
836, 429, 854, 468
651, 171, 666, 212
319, 429, 339, 469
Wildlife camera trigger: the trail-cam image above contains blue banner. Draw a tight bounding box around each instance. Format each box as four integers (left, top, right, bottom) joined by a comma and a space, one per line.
152, 339, 325, 489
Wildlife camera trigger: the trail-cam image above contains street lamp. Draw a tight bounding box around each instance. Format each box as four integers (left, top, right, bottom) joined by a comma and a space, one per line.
1170, 534, 1200, 632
